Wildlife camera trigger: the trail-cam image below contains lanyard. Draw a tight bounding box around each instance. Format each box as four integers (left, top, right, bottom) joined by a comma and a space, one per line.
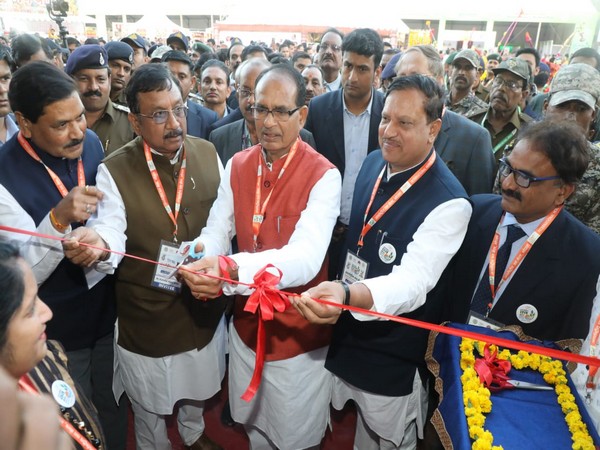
356, 151, 436, 252
487, 207, 561, 299
143, 141, 186, 242
19, 131, 85, 197
252, 139, 299, 251
480, 113, 518, 154
18, 376, 97, 450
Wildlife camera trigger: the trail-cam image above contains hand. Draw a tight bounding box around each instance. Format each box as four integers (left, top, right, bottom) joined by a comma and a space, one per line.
290, 281, 344, 324
62, 227, 109, 267
53, 185, 104, 226
178, 256, 223, 299
0, 368, 70, 450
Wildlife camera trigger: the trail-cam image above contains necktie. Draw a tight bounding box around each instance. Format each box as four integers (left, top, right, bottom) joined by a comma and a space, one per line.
470, 224, 526, 315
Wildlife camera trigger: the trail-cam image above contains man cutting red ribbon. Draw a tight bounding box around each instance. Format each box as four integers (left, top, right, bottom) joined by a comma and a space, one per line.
178, 64, 341, 450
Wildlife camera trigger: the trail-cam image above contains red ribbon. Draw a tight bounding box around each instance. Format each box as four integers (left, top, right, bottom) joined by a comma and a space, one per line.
241, 264, 290, 401
474, 343, 513, 392
2, 224, 600, 389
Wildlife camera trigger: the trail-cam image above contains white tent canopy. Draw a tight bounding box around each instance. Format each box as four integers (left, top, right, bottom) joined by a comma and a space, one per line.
126, 14, 191, 40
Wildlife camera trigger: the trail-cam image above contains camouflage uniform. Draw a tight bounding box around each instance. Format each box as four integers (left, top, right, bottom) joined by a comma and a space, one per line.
566, 142, 600, 233
446, 91, 488, 119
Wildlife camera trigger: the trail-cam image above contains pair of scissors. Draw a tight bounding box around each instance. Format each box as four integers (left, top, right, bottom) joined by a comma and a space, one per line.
505, 379, 553, 391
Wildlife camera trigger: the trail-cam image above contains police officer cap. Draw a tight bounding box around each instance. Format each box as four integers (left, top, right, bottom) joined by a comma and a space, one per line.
549, 63, 600, 109
192, 42, 212, 54
121, 33, 148, 50
381, 52, 402, 81
104, 41, 134, 65
167, 32, 189, 52
65, 44, 108, 75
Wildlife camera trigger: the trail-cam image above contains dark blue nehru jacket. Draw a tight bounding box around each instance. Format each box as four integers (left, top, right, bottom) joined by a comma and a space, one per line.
326, 149, 468, 396
0, 130, 116, 351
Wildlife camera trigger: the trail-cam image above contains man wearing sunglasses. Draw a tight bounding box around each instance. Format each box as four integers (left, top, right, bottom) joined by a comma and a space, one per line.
445, 120, 600, 342
63, 63, 225, 450
470, 57, 534, 162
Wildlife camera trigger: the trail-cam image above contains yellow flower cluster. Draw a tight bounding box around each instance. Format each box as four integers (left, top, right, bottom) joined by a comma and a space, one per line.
460, 339, 595, 450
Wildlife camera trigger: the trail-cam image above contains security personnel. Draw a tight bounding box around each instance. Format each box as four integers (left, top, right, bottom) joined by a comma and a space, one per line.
105, 41, 133, 106
469, 58, 534, 162
121, 33, 148, 69
65, 45, 134, 154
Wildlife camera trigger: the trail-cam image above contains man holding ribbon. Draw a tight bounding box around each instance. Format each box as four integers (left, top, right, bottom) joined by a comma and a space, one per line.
292, 75, 472, 449
0, 61, 126, 449
445, 120, 600, 342
178, 64, 341, 450
63, 63, 225, 450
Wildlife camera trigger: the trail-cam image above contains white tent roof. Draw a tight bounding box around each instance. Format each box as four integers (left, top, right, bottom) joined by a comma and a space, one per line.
129, 15, 191, 38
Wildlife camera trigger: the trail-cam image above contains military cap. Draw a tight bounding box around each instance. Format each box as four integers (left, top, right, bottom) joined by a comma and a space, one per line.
167, 32, 188, 52
487, 53, 501, 63
381, 52, 402, 81
121, 33, 147, 50
492, 57, 531, 82
45, 38, 69, 55
445, 51, 458, 65
192, 42, 212, 54
549, 63, 600, 109
104, 41, 134, 65
453, 49, 480, 69
65, 44, 108, 75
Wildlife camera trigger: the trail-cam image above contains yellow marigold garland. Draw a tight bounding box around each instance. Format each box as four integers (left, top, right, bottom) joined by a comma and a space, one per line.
459, 338, 595, 450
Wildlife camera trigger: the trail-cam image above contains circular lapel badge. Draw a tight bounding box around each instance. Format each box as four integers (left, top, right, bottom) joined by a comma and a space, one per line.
516, 304, 538, 324
378, 243, 397, 264
51, 380, 76, 408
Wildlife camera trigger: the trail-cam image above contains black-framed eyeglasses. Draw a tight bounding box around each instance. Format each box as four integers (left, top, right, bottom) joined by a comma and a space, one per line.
498, 158, 561, 188
251, 105, 302, 122
320, 43, 341, 53
238, 88, 254, 98
137, 105, 188, 124
492, 76, 523, 92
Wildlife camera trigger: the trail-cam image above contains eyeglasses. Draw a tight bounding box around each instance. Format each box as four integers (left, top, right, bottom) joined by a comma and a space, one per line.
238, 88, 254, 99
251, 105, 302, 122
492, 76, 523, 92
498, 158, 561, 188
320, 43, 341, 53
137, 105, 188, 124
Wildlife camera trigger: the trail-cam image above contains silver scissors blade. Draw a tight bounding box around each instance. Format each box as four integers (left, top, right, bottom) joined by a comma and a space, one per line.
507, 380, 553, 390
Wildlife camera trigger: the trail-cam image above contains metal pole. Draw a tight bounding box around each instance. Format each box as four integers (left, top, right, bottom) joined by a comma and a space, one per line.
535, 21, 541, 49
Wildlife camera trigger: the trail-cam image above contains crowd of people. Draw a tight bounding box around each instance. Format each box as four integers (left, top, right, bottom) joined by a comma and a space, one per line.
0, 24, 600, 450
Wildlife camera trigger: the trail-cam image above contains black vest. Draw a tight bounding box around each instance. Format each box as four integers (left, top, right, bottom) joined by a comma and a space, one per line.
0, 131, 116, 351
326, 149, 468, 396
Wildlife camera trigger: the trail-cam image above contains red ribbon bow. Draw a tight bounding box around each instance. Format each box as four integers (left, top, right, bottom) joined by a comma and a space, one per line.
241, 264, 290, 402
474, 343, 513, 392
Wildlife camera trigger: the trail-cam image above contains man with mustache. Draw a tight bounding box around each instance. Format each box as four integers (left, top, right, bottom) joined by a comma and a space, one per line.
302, 64, 325, 105
444, 119, 600, 342
105, 41, 134, 107
469, 57, 533, 162
66, 44, 134, 155
63, 63, 225, 450
0, 61, 128, 450
305, 27, 384, 279
317, 28, 344, 92
445, 49, 488, 118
